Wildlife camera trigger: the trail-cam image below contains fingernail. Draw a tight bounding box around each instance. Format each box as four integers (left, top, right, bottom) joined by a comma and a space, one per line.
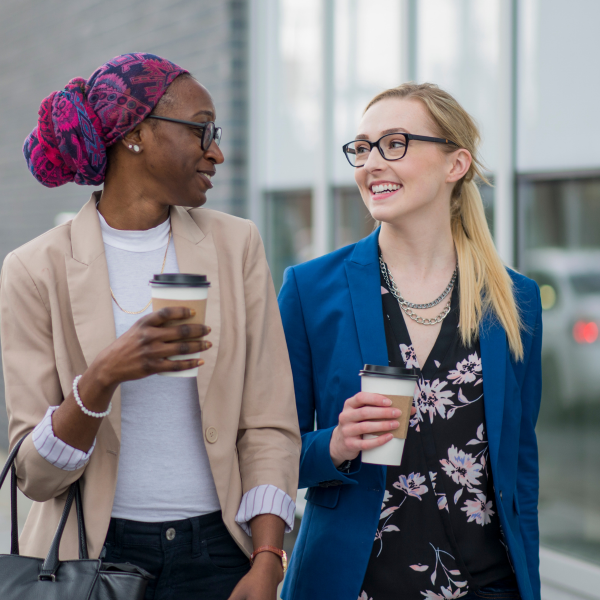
206, 326, 211, 333
206, 341, 212, 348
189, 309, 196, 316
391, 421, 399, 429
383, 398, 392, 406
197, 360, 204, 366
392, 409, 401, 417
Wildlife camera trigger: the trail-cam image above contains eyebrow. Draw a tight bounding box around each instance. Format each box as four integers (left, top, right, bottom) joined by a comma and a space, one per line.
355, 127, 409, 140
191, 109, 215, 120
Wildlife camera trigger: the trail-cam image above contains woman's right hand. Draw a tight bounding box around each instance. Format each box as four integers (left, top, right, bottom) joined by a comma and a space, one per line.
53, 306, 211, 452
329, 392, 403, 467
93, 306, 211, 387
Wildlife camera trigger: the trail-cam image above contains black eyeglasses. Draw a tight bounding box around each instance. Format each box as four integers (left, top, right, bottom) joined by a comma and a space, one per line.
342, 132, 459, 167
147, 115, 222, 151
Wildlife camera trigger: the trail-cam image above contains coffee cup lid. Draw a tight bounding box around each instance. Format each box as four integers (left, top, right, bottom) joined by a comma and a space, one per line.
150, 273, 210, 287
359, 364, 419, 380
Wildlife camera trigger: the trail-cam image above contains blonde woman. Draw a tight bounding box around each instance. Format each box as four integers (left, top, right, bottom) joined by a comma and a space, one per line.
278, 83, 541, 600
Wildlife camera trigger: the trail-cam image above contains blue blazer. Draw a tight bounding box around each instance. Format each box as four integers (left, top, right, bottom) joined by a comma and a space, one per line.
278, 229, 542, 600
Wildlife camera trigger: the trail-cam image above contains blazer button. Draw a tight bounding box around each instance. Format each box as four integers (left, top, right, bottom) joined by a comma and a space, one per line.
205, 426, 218, 444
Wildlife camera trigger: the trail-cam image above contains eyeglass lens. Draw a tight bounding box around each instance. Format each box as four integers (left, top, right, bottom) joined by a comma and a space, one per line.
201, 122, 222, 150
345, 133, 408, 166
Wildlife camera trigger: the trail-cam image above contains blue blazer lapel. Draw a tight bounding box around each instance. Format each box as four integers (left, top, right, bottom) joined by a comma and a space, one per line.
480, 313, 507, 474
344, 228, 388, 368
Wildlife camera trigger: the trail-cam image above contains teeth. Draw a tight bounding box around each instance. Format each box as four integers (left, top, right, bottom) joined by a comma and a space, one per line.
204, 173, 212, 180
371, 183, 400, 194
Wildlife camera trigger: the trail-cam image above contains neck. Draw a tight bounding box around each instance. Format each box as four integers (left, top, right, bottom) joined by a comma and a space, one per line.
378, 212, 455, 277
98, 173, 171, 231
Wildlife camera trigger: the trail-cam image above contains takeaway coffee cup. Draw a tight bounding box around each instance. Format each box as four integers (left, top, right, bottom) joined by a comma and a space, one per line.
150, 273, 210, 378
359, 364, 419, 466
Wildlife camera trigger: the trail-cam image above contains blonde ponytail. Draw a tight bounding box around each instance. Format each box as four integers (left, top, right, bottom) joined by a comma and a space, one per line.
366, 83, 523, 361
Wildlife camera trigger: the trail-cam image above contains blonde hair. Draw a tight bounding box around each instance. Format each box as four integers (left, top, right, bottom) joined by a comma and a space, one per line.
365, 82, 523, 361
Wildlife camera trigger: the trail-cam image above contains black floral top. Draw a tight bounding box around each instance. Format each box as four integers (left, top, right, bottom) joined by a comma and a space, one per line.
359, 273, 514, 600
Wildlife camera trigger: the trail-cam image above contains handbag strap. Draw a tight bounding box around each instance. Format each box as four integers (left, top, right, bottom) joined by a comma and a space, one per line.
0, 433, 89, 565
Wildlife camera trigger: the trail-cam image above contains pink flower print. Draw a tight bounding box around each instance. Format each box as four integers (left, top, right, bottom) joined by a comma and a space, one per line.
359, 592, 373, 600
381, 489, 392, 510
381, 286, 389, 295
415, 379, 455, 424
393, 472, 429, 499
447, 352, 482, 385
440, 446, 483, 488
462, 493, 495, 525
400, 343, 420, 369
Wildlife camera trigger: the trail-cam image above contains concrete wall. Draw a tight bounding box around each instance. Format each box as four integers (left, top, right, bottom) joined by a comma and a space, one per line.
0, 0, 248, 448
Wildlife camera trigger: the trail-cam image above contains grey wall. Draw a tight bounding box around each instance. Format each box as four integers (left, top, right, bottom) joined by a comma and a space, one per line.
0, 0, 248, 448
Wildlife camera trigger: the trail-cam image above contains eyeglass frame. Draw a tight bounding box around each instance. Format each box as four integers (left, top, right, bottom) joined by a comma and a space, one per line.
147, 115, 222, 151
342, 132, 459, 167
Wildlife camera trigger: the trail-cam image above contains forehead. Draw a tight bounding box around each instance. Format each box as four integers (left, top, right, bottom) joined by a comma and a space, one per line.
356, 97, 435, 139
171, 77, 217, 120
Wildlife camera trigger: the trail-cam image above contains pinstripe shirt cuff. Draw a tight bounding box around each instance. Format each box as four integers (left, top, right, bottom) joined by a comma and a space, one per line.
235, 484, 296, 536
32, 406, 95, 471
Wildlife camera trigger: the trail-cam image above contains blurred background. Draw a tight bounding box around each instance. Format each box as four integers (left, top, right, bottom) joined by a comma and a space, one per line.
1, 0, 600, 598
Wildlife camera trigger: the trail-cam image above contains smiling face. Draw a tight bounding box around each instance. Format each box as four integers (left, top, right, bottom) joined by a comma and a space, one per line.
354, 97, 469, 226
121, 76, 224, 209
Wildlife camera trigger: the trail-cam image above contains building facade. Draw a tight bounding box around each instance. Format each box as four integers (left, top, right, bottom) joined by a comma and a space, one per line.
0, 0, 249, 443
248, 0, 600, 598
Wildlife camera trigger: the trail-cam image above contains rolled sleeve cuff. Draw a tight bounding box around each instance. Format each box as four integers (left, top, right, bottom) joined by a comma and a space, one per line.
32, 406, 95, 471
235, 484, 296, 536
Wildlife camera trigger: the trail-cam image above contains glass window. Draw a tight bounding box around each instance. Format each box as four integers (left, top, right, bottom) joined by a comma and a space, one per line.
265, 190, 313, 292
520, 176, 600, 566
334, 187, 375, 249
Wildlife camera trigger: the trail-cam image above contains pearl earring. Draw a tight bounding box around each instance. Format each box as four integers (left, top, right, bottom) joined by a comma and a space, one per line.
133, 145, 140, 153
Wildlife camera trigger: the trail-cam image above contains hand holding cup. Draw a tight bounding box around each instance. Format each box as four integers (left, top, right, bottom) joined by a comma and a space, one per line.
330, 392, 411, 467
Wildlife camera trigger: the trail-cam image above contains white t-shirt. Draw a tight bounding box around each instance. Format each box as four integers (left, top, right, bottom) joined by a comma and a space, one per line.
99, 211, 221, 521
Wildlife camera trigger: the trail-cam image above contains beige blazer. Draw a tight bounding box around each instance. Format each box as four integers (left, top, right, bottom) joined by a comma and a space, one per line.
0, 193, 300, 560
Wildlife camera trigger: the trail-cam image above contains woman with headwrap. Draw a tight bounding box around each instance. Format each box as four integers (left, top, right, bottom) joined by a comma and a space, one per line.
1, 53, 300, 600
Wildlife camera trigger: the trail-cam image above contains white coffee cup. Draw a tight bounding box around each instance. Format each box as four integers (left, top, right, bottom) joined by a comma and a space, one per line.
150, 273, 210, 378
360, 364, 418, 466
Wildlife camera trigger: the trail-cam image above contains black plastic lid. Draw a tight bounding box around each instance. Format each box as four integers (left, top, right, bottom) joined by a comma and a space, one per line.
150, 273, 210, 287
359, 364, 419, 380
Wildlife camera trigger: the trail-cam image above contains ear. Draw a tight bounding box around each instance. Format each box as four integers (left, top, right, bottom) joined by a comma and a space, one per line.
446, 148, 472, 184
120, 125, 144, 152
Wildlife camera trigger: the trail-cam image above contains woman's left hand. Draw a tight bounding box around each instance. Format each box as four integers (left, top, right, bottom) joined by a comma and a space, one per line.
227, 553, 282, 600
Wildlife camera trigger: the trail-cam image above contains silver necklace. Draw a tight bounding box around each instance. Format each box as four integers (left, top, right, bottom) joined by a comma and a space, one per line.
379, 253, 457, 326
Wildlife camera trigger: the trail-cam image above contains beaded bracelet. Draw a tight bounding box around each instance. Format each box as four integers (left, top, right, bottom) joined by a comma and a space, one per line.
73, 375, 112, 418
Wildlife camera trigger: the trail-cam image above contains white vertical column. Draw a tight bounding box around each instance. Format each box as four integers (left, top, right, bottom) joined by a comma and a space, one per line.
494, 0, 517, 266
247, 0, 272, 235
313, 0, 335, 258
400, 0, 418, 83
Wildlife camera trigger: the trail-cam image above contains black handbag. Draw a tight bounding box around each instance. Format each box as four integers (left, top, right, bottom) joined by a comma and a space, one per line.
0, 435, 154, 599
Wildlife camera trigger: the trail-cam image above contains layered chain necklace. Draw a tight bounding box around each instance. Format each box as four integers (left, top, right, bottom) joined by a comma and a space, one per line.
110, 226, 173, 315
379, 250, 458, 326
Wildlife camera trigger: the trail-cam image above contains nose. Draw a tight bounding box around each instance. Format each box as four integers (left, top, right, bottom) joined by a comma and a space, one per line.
362, 144, 386, 172
205, 139, 225, 164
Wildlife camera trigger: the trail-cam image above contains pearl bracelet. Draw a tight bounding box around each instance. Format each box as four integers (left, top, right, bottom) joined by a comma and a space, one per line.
73, 375, 112, 418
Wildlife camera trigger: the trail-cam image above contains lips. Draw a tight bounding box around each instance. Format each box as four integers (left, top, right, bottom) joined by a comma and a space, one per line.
197, 171, 214, 189
369, 181, 402, 200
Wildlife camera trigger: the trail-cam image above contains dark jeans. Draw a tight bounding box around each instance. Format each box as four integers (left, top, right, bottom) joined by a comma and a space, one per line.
462, 575, 521, 599
102, 511, 250, 600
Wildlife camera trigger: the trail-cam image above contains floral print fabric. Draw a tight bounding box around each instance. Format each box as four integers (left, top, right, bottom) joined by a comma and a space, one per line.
360, 276, 513, 599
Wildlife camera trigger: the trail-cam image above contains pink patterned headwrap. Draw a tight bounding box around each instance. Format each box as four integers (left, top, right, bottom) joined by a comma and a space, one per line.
23, 53, 188, 188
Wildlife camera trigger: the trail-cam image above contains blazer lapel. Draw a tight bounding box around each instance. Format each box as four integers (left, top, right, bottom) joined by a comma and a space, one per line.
344, 229, 388, 368
66, 193, 121, 439
479, 313, 507, 474
170, 207, 220, 411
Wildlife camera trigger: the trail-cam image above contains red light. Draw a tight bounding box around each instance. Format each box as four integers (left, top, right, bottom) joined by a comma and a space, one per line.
573, 321, 599, 344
